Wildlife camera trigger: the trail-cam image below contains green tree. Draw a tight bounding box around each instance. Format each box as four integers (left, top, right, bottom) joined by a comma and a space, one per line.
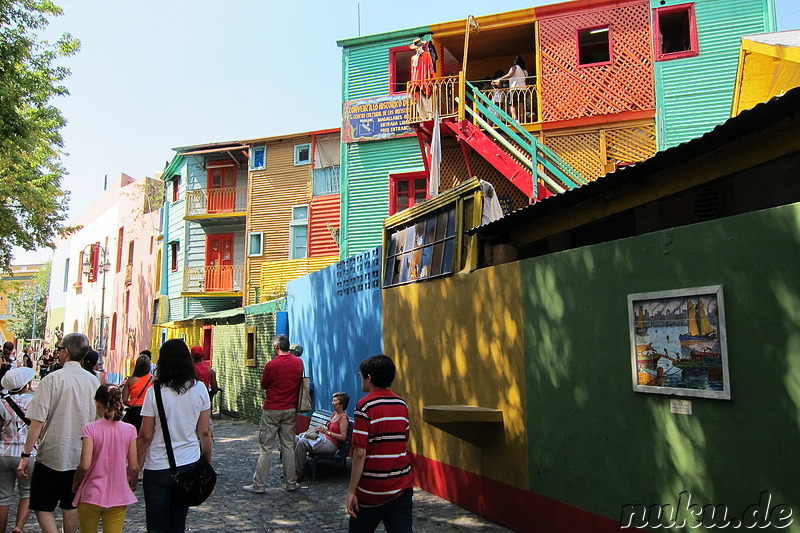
7, 261, 50, 340
0, 1, 80, 271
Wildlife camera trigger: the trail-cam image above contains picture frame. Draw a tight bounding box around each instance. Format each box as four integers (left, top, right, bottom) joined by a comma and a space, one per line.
628, 285, 730, 400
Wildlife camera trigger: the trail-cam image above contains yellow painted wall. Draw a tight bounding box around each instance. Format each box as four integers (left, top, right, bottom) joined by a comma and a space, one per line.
382, 262, 528, 489
149, 320, 204, 364
259, 256, 339, 301
733, 40, 800, 115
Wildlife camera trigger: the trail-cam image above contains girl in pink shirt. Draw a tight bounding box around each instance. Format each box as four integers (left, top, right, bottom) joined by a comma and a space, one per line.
72, 384, 138, 533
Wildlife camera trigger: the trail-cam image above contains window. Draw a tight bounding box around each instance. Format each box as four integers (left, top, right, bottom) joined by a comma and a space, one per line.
383, 206, 457, 287
289, 205, 308, 259
169, 241, 179, 272
577, 26, 611, 66
294, 144, 311, 166
128, 241, 135, 266
388, 45, 415, 94
245, 326, 257, 367
63, 258, 70, 292
654, 3, 699, 60
171, 175, 180, 202
248, 232, 264, 257
115, 227, 124, 272
250, 145, 266, 170
390, 171, 428, 215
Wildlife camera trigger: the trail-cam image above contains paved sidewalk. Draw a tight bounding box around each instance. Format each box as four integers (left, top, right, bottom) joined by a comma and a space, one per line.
17, 417, 508, 532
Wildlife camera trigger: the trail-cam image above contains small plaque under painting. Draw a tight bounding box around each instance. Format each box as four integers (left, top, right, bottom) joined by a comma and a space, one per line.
670, 399, 692, 415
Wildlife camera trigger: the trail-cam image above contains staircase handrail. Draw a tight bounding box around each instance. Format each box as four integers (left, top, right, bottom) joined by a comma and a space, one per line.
463, 80, 586, 191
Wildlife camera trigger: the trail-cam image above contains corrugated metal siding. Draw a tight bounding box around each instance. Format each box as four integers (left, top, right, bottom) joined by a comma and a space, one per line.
245, 135, 311, 304
166, 163, 188, 300
187, 297, 242, 318
260, 257, 339, 300
309, 194, 340, 257
344, 35, 417, 100
344, 137, 423, 257
168, 297, 184, 322
654, 0, 774, 149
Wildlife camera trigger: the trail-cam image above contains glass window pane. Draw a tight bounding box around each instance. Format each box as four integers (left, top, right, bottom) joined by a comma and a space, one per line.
420, 245, 433, 278
398, 181, 409, 191
414, 178, 426, 190
395, 227, 407, 253
441, 238, 455, 274
430, 243, 444, 276
293, 206, 308, 220
413, 221, 425, 249
446, 207, 457, 236
399, 252, 411, 283
424, 217, 436, 244
435, 211, 448, 241
249, 234, 261, 255
404, 226, 415, 252
397, 194, 409, 211
386, 232, 398, 257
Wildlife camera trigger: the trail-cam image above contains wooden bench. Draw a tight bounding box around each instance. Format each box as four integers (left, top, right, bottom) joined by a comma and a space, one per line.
305, 409, 354, 482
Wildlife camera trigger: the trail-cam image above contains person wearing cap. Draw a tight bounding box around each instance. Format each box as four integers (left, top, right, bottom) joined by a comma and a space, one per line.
17, 333, 99, 533
190, 346, 219, 399
0, 367, 36, 533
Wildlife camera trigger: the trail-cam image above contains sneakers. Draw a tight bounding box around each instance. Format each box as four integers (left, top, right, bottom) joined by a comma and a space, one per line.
242, 484, 265, 494
285, 483, 300, 491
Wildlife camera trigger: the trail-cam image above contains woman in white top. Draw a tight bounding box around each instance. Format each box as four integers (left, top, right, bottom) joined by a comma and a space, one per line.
493, 56, 529, 121
137, 340, 211, 533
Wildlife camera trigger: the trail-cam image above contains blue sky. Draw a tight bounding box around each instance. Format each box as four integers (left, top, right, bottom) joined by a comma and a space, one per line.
12, 0, 800, 263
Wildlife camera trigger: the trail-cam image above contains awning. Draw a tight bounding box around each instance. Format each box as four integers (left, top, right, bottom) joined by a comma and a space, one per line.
177, 145, 248, 156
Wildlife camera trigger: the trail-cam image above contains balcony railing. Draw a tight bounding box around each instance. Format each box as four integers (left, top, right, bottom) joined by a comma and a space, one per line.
479, 85, 538, 125
405, 75, 460, 124
186, 186, 247, 217
183, 265, 244, 293
313, 165, 341, 196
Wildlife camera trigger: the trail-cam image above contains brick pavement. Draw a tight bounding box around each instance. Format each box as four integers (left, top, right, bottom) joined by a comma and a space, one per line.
14, 417, 508, 532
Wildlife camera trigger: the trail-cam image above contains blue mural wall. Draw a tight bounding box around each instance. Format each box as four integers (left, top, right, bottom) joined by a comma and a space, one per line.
287, 247, 383, 417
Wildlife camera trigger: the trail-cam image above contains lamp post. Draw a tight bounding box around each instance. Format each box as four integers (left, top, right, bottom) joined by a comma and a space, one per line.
82, 243, 111, 362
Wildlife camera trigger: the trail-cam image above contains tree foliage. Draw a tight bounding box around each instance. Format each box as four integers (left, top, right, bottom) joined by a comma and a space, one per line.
0, 1, 80, 271
7, 261, 49, 340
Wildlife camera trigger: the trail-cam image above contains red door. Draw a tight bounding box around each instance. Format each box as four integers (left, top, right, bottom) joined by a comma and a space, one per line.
205, 234, 234, 291
207, 162, 236, 213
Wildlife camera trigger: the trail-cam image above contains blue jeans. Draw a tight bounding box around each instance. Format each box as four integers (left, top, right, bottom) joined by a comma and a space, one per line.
348, 488, 413, 533
143, 463, 196, 532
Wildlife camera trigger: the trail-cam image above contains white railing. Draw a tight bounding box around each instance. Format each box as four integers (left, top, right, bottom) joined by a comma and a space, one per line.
479, 85, 538, 125
183, 265, 244, 293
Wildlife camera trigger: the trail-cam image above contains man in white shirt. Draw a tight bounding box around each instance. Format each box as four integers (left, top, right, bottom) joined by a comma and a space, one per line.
17, 333, 99, 533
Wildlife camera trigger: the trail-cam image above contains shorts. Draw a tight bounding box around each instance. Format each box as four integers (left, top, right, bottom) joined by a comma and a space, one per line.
29, 462, 77, 512
0, 455, 33, 505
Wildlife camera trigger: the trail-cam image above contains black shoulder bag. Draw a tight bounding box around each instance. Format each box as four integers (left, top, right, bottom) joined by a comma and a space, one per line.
1, 393, 31, 426
122, 375, 151, 428
153, 385, 217, 507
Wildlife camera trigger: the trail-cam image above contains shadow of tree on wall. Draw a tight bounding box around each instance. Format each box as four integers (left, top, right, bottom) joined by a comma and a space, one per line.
522, 203, 800, 530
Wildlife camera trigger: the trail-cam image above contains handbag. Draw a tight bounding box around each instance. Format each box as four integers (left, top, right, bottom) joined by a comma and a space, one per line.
302, 427, 319, 440
122, 376, 151, 427
153, 385, 217, 507
297, 376, 312, 413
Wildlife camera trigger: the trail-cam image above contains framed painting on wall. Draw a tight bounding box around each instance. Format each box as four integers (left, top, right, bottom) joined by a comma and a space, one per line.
628, 285, 730, 400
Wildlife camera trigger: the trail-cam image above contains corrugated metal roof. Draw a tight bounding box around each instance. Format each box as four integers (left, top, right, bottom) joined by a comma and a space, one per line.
191, 307, 245, 320
178, 145, 248, 156
744, 30, 800, 47
470, 85, 800, 235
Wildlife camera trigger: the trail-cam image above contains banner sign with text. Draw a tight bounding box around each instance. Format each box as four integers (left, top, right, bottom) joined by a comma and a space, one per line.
342, 94, 415, 143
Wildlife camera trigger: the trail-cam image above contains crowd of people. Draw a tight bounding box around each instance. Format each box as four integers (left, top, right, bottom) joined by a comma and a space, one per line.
0, 332, 412, 533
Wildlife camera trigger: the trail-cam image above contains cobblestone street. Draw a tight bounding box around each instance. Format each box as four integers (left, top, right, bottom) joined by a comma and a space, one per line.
14, 417, 508, 532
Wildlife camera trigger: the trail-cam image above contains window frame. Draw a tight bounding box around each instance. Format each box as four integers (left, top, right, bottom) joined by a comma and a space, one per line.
653, 3, 699, 61
289, 205, 309, 259
250, 145, 266, 170
388, 45, 415, 95
389, 171, 429, 215
293, 143, 311, 166
248, 232, 264, 257
245, 326, 257, 367
169, 241, 179, 272
171, 175, 180, 202
576, 25, 613, 68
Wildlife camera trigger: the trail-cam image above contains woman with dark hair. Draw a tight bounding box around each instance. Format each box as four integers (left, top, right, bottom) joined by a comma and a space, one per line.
136, 339, 212, 533
82, 350, 106, 385
493, 55, 529, 121
121, 356, 154, 431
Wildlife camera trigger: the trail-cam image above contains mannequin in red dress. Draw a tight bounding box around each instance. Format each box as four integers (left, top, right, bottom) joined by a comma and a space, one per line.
409, 38, 434, 119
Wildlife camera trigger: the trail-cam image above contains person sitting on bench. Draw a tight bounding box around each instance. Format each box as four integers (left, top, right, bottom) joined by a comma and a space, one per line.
293, 392, 349, 481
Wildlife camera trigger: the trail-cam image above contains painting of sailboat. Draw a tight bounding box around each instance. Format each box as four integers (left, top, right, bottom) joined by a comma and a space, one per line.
628, 285, 730, 400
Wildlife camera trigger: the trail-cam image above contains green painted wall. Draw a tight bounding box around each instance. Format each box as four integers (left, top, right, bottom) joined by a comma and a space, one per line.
654, 0, 775, 150
213, 311, 277, 425
521, 201, 800, 530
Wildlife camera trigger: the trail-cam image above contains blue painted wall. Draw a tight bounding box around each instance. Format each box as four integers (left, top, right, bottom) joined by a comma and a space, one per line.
287, 247, 383, 417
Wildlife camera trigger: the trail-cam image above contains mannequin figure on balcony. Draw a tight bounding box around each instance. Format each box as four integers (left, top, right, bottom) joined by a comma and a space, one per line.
409, 38, 435, 120
493, 56, 528, 122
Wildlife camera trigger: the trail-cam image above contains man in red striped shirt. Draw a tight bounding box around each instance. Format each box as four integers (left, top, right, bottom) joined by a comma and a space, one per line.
346, 355, 413, 532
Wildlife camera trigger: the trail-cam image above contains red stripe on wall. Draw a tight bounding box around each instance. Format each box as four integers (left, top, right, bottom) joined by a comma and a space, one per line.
410, 453, 621, 532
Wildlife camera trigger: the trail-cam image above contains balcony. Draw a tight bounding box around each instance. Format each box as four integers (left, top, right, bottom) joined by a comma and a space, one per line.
183, 265, 244, 294
185, 187, 247, 218
312, 165, 341, 196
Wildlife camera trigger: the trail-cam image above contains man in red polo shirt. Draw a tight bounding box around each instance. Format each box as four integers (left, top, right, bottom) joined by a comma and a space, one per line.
346, 354, 413, 532
243, 334, 304, 493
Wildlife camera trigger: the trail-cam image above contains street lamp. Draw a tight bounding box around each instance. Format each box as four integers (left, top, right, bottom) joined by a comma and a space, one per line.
82, 243, 111, 361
